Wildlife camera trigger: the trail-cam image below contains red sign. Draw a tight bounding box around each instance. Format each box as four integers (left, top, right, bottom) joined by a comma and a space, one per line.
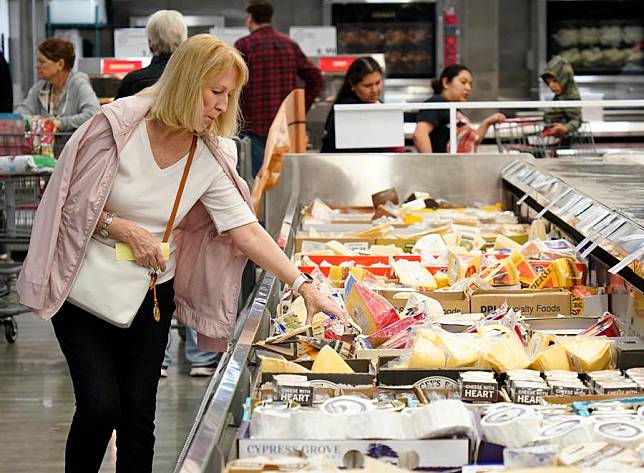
319, 56, 358, 73
101, 59, 143, 75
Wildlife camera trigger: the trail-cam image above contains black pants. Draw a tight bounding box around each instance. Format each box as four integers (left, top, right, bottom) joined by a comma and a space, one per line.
52, 280, 174, 473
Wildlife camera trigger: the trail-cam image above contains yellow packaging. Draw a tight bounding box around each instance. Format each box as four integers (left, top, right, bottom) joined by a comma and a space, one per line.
529, 257, 580, 289
448, 252, 481, 285
510, 250, 538, 285
435, 272, 450, 288
480, 258, 520, 286
530, 344, 572, 371
115, 242, 170, 261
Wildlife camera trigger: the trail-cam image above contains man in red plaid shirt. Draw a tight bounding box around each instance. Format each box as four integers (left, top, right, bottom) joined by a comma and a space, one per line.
235, 1, 322, 176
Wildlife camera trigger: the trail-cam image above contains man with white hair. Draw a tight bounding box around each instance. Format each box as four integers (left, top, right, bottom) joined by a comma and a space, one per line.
114, 10, 187, 99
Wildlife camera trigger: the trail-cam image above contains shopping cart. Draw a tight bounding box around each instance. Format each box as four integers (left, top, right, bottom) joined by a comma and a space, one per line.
494, 118, 598, 159
0, 130, 73, 160
0, 172, 51, 342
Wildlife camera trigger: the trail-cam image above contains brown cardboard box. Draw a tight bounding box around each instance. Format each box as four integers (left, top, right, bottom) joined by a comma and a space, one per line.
374, 238, 418, 252
470, 289, 571, 317
294, 233, 376, 253
379, 288, 470, 315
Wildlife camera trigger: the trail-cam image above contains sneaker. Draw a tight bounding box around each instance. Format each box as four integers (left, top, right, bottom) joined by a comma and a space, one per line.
160, 365, 168, 378
189, 366, 216, 377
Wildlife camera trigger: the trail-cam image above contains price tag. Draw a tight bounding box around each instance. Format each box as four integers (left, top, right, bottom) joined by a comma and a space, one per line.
536, 187, 573, 219
580, 218, 626, 259
577, 207, 610, 232
609, 245, 644, 275
575, 214, 615, 253
557, 194, 583, 216
501, 160, 523, 175
571, 198, 593, 217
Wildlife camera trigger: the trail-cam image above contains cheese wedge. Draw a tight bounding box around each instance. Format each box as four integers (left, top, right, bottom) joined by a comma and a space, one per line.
442, 233, 462, 247
310, 346, 354, 373
391, 260, 437, 290
494, 234, 522, 251
484, 337, 531, 372
529, 344, 572, 371
368, 244, 404, 256
480, 258, 519, 286
325, 240, 356, 256
438, 333, 479, 368
408, 338, 446, 369
260, 357, 310, 374
560, 338, 613, 372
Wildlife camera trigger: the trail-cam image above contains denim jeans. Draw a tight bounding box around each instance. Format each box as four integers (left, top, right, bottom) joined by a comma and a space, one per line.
240, 131, 267, 178
52, 279, 174, 473
162, 327, 220, 368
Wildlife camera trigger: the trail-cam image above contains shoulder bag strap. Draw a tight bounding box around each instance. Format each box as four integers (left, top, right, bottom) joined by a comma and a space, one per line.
162, 135, 198, 243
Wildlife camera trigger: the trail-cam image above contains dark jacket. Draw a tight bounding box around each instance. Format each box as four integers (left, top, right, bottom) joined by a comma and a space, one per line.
0, 52, 12, 113
541, 56, 582, 133
114, 54, 171, 99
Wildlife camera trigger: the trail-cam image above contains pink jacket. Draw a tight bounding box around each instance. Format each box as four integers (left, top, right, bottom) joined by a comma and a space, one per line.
16, 95, 253, 351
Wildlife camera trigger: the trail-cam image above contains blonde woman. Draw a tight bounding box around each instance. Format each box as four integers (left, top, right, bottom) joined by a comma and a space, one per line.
17, 34, 343, 473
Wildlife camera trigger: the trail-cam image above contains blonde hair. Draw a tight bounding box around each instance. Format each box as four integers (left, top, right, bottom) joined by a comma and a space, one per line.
147, 10, 187, 55
142, 34, 248, 136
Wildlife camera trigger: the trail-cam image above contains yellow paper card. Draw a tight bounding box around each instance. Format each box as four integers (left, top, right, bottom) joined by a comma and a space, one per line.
115, 242, 170, 261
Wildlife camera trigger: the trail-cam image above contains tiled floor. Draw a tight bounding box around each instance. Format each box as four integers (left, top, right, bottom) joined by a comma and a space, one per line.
0, 312, 210, 473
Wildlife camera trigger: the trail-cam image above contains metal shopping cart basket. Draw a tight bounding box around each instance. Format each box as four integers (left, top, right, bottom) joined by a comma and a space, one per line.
494, 117, 598, 159
0, 129, 73, 160
0, 171, 51, 342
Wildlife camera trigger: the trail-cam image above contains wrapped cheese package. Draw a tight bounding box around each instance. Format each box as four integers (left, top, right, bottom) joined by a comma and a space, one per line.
344, 275, 400, 335
391, 259, 438, 290
557, 336, 614, 372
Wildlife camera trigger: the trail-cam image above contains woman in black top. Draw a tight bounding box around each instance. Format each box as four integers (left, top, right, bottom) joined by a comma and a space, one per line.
320, 56, 391, 153
413, 64, 505, 153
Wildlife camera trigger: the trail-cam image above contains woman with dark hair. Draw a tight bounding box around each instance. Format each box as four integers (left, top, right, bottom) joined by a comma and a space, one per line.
413, 64, 505, 153
320, 56, 393, 153
15, 38, 100, 131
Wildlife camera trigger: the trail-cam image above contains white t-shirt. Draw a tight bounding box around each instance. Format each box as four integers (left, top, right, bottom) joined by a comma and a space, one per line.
105, 121, 257, 283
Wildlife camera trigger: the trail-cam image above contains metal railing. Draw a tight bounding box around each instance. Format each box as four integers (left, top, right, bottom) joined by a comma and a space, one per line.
333, 99, 644, 154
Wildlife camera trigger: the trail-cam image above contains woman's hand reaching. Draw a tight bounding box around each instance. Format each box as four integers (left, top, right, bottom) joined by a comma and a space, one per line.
299, 283, 351, 328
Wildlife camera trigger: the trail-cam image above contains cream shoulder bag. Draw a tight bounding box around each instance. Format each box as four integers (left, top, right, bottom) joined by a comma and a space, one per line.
67, 136, 198, 328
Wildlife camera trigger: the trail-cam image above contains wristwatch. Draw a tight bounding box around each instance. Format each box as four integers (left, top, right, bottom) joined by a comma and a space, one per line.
291, 272, 313, 297
99, 212, 114, 239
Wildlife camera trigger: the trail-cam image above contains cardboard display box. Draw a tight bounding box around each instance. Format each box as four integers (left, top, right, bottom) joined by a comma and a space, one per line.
381, 289, 470, 315
470, 289, 571, 317
571, 294, 608, 316
260, 359, 374, 386
613, 336, 644, 370
295, 234, 376, 253
238, 424, 470, 469
525, 316, 600, 336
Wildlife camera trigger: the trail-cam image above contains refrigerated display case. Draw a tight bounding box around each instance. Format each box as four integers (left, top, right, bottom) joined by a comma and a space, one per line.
535, 0, 644, 118
323, 0, 442, 103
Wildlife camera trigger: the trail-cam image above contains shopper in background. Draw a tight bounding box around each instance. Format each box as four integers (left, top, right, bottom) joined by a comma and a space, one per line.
114, 10, 187, 100
112, 9, 219, 378
17, 34, 345, 473
235, 0, 322, 176
320, 56, 401, 153
0, 48, 12, 112
541, 55, 582, 137
15, 38, 100, 131
413, 64, 505, 153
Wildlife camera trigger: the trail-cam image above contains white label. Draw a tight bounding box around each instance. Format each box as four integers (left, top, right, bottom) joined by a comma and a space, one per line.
114, 28, 150, 57
209, 27, 248, 46
289, 27, 337, 56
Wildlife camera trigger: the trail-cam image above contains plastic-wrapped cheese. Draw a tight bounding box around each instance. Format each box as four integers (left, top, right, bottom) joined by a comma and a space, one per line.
260, 357, 310, 374
494, 234, 522, 251
391, 260, 437, 290
530, 344, 572, 371
434, 272, 450, 288
311, 346, 354, 373
560, 338, 613, 372
484, 336, 531, 372
325, 240, 356, 256
438, 333, 479, 368
408, 336, 446, 369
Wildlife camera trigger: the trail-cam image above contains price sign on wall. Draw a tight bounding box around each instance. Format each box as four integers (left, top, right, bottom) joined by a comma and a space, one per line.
289, 27, 337, 57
